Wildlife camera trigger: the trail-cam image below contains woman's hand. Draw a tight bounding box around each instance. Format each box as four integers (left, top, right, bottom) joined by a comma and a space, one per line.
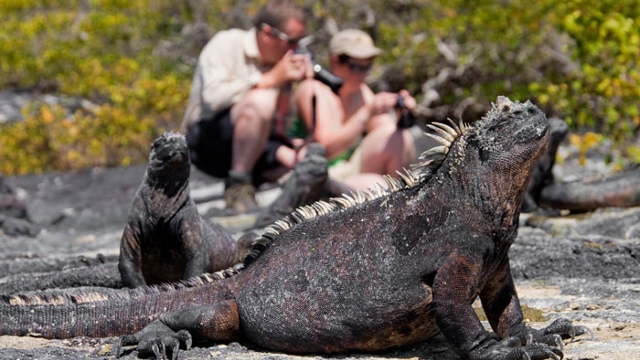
368, 92, 399, 116
397, 89, 416, 111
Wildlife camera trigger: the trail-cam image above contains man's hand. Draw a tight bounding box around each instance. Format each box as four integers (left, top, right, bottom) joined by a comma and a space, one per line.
261, 50, 312, 88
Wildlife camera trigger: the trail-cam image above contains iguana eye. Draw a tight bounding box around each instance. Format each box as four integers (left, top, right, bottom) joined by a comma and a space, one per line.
487, 121, 507, 133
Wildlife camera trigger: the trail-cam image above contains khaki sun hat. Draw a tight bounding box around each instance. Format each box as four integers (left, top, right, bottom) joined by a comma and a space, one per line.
328, 29, 384, 59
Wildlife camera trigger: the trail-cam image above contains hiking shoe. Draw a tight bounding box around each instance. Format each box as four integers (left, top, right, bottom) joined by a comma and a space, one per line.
224, 181, 259, 213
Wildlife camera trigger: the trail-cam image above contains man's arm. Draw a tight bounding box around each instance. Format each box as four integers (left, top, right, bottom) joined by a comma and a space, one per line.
198, 33, 262, 112
199, 35, 310, 113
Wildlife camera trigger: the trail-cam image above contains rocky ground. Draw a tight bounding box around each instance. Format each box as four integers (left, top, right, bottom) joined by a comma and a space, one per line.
0, 132, 639, 359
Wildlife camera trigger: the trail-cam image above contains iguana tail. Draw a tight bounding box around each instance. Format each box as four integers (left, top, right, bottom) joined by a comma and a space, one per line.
0, 262, 122, 294
0, 269, 238, 338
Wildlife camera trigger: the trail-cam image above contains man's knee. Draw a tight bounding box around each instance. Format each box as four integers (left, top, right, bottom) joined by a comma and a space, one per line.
231, 88, 278, 124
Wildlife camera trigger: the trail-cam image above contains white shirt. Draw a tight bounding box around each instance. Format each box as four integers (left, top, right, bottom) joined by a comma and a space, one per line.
181, 27, 270, 131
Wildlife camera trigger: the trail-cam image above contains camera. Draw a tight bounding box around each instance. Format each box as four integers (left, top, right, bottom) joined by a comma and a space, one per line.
395, 94, 415, 129
295, 48, 343, 94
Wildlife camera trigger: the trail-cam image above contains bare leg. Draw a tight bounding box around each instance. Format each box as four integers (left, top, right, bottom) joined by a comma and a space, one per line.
224, 89, 279, 213
343, 173, 387, 191
230, 88, 279, 174
341, 125, 415, 190
359, 124, 415, 176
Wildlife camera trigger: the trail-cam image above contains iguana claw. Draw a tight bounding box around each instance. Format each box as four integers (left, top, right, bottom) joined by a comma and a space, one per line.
541, 318, 594, 342
113, 320, 192, 359
476, 340, 563, 360
573, 325, 594, 341
471, 317, 592, 360
502, 343, 562, 360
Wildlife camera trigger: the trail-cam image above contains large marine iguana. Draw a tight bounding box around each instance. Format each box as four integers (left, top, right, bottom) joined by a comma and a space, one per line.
0, 97, 590, 360
117, 131, 250, 288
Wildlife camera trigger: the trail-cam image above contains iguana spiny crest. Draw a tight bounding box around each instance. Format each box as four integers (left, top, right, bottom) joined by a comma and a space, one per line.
245, 107, 471, 265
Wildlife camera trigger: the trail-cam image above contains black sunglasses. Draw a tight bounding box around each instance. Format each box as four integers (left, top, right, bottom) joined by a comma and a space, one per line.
261, 23, 305, 47
338, 54, 372, 74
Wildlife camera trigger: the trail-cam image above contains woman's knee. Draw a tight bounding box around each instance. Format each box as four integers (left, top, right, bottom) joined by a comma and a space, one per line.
360, 127, 415, 172
363, 125, 403, 153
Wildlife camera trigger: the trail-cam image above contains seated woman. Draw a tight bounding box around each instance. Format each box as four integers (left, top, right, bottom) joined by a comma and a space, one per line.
294, 29, 416, 191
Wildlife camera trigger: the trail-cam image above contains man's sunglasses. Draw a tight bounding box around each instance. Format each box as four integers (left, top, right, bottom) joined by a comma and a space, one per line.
261, 23, 305, 47
338, 54, 372, 74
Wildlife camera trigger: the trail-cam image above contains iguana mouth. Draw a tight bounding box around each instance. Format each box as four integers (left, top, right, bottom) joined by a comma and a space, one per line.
150, 132, 190, 166
515, 111, 548, 141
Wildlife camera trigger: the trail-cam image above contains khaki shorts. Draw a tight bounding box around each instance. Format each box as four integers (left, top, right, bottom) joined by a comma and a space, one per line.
328, 145, 363, 181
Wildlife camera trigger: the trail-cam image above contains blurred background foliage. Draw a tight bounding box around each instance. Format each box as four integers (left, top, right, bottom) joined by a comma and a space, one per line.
0, 0, 638, 176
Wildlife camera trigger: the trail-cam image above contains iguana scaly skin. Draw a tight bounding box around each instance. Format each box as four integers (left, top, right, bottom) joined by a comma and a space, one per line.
118, 132, 249, 287
0, 97, 590, 360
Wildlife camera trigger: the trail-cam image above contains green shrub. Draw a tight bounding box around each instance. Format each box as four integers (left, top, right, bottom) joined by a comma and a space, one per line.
0, 0, 199, 175
0, 0, 638, 176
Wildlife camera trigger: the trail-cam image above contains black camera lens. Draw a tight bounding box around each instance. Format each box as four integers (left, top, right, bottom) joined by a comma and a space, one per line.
296, 48, 343, 94
395, 94, 415, 129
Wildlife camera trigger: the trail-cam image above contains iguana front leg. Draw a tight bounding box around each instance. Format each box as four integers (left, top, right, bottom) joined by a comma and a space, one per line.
119, 223, 146, 288
478, 256, 592, 359
115, 300, 241, 359
173, 206, 211, 280
432, 254, 565, 360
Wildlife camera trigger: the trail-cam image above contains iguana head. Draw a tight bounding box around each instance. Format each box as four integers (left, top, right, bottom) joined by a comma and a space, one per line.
429, 96, 550, 229
146, 131, 191, 193
419, 96, 549, 184
472, 96, 550, 182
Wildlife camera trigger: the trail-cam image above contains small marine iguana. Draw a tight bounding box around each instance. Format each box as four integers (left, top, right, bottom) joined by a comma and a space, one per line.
0, 97, 591, 360
518, 117, 640, 213
0, 175, 40, 237
1, 131, 246, 292
117, 131, 250, 288
0, 259, 123, 294
253, 142, 353, 228
538, 165, 640, 212
521, 118, 568, 213
0, 253, 116, 279
0, 137, 332, 294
